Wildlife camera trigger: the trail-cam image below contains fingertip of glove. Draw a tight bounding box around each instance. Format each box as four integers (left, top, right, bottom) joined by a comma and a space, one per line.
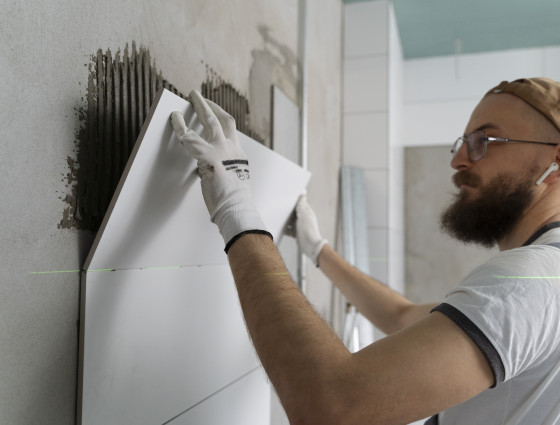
188, 89, 203, 102
170, 112, 187, 133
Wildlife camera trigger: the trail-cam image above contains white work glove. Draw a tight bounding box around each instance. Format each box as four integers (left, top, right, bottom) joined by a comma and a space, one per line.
170, 90, 271, 252
293, 195, 327, 266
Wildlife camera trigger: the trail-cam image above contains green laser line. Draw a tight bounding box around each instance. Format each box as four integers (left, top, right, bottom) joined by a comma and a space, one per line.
29, 269, 80, 275
143, 265, 183, 270
29, 266, 188, 275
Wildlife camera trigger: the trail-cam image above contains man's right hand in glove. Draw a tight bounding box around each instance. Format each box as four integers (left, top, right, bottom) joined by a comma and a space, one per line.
292, 195, 328, 266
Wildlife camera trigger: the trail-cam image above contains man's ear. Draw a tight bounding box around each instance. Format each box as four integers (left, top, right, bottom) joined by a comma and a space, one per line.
544, 145, 560, 184
552, 145, 560, 183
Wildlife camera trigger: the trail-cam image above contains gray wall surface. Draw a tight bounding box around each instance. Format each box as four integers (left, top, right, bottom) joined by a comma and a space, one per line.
404, 146, 497, 304
0, 1, 342, 423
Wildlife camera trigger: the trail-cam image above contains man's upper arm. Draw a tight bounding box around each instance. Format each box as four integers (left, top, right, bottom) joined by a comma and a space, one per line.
337, 311, 495, 424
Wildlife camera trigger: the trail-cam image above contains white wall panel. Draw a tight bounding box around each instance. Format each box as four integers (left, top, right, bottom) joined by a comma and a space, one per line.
344, 56, 388, 113
343, 112, 388, 168
344, 0, 388, 58
402, 99, 478, 147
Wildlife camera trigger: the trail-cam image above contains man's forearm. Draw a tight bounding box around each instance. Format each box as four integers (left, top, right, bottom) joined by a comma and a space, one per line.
318, 244, 436, 333
227, 234, 352, 424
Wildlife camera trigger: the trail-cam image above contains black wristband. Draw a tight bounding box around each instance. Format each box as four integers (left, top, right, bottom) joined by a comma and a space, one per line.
224, 230, 274, 253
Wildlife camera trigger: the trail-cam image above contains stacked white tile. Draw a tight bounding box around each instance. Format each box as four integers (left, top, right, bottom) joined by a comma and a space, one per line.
343, 0, 391, 286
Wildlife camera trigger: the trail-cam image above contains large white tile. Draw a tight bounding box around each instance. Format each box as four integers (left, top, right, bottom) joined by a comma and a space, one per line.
367, 227, 388, 283
168, 368, 270, 425
343, 112, 388, 168
344, 56, 388, 113
344, 0, 388, 58
364, 170, 388, 227
80, 266, 261, 425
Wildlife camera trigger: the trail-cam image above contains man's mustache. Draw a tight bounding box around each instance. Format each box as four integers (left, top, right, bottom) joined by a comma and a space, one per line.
452, 170, 481, 189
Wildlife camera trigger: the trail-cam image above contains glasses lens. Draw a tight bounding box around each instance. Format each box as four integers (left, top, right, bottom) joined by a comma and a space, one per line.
467, 131, 486, 161
451, 137, 464, 156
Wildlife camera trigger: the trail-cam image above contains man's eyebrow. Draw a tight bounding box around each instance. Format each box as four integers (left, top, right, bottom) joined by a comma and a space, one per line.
464, 123, 499, 137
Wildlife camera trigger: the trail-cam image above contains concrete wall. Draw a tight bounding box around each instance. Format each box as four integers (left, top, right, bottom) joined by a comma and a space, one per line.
0, 1, 342, 424
404, 146, 498, 303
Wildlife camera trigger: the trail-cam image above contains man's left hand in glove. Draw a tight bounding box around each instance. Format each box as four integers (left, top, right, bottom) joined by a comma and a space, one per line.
170, 90, 272, 252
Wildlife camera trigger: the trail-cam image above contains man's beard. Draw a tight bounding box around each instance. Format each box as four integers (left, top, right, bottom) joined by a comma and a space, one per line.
439, 169, 537, 248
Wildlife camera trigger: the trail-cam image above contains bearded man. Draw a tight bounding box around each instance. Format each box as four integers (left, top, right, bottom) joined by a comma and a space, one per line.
171, 78, 560, 425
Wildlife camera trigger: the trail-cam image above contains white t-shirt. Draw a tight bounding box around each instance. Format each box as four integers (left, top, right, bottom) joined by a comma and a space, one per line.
432, 226, 560, 425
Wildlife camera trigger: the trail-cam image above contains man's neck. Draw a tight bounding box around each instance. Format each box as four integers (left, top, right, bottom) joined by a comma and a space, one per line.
497, 202, 560, 251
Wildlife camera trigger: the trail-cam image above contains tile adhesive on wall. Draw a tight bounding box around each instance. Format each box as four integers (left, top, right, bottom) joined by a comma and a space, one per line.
61, 42, 263, 232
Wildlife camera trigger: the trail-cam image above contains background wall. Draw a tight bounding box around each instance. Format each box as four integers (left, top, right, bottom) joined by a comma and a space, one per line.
342, 0, 560, 311
401, 45, 560, 303
0, 1, 342, 424
342, 0, 560, 307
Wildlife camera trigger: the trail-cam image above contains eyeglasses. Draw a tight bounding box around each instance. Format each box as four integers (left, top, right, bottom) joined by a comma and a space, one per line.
451, 130, 559, 162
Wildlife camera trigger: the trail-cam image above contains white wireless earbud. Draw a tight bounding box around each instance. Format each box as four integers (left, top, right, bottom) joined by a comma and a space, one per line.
536, 162, 559, 186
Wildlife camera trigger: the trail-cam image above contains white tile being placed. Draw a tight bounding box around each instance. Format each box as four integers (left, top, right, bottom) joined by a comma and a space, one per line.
344, 0, 388, 58
344, 56, 388, 114
363, 169, 388, 228
85, 89, 310, 271
343, 111, 388, 169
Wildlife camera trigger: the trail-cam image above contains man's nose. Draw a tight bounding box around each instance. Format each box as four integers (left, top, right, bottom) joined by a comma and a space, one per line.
451, 141, 472, 171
